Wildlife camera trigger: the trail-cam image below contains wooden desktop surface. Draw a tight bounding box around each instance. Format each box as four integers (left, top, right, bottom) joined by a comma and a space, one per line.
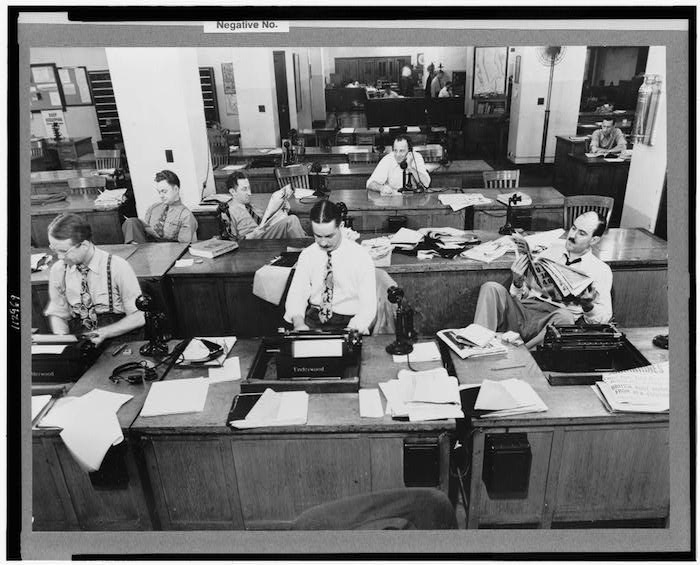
30, 169, 99, 185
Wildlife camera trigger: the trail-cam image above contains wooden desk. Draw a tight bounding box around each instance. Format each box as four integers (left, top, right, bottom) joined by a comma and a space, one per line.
165, 228, 667, 338
31, 194, 123, 247
214, 159, 495, 195
30, 169, 99, 195
454, 326, 669, 529
553, 153, 631, 227
34, 336, 454, 530
31, 243, 188, 334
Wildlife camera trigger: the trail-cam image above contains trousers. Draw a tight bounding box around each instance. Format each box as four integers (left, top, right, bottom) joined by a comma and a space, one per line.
255, 215, 306, 239
122, 218, 160, 244
473, 281, 576, 343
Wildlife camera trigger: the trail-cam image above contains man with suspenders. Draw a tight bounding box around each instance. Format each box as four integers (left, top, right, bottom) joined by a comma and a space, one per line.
44, 213, 145, 346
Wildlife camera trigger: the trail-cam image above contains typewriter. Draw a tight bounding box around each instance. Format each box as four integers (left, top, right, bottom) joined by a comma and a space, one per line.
531, 324, 651, 386
242, 329, 362, 393
31, 335, 102, 383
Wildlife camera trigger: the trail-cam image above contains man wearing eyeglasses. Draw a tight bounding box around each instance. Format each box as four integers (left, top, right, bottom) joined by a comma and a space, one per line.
44, 213, 145, 346
122, 169, 198, 243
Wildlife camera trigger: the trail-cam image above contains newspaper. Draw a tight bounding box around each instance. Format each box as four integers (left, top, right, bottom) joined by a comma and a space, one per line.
259, 184, 293, 228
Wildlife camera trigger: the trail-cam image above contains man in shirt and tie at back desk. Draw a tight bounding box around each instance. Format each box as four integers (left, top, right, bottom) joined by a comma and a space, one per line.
122, 169, 198, 244
285, 200, 377, 334
473, 211, 613, 348
224, 171, 307, 240
44, 213, 145, 346
366, 135, 431, 196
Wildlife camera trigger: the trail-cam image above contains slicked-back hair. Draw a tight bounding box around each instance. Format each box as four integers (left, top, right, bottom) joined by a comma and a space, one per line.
310, 200, 342, 226
226, 170, 249, 191
48, 213, 92, 244
154, 169, 180, 188
591, 210, 607, 237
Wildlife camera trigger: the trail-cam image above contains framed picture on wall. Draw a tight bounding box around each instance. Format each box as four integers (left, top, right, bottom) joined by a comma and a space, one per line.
30, 63, 66, 112
472, 47, 508, 97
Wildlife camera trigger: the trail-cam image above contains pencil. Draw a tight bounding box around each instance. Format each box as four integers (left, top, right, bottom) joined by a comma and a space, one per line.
491, 364, 527, 371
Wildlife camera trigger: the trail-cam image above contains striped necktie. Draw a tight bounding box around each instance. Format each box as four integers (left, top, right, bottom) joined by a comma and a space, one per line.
318, 251, 334, 323
246, 204, 262, 225
76, 264, 98, 331
153, 204, 170, 238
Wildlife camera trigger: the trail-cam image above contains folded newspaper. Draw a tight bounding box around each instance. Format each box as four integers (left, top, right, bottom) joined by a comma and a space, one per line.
259, 184, 294, 228
512, 233, 593, 302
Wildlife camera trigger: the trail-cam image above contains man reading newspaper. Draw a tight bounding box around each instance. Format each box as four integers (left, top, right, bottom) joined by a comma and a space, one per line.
473, 211, 613, 348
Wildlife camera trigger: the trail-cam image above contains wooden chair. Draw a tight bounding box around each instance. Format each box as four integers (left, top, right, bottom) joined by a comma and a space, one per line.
275, 164, 310, 189
347, 152, 380, 164
482, 170, 520, 189
415, 145, 443, 163
563, 195, 614, 230
207, 127, 230, 167
67, 175, 106, 196
94, 149, 122, 170
355, 133, 376, 146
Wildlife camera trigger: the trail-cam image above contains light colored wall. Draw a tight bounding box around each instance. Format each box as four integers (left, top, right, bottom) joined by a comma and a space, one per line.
230, 48, 279, 148
621, 46, 667, 230
196, 48, 240, 132
309, 48, 326, 121
106, 47, 215, 213
596, 47, 640, 85
285, 48, 313, 131
29, 47, 107, 143
507, 46, 586, 164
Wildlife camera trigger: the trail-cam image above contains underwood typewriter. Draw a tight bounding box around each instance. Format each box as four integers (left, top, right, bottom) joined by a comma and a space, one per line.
242, 329, 362, 393
531, 324, 650, 386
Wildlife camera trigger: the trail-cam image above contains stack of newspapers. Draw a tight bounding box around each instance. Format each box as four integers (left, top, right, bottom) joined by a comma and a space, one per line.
437, 324, 508, 359
593, 362, 669, 413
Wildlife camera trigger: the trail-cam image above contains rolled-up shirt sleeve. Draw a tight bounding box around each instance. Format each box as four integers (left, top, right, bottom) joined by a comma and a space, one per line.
582, 266, 613, 324
43, 261, 71, 320
284, 250, 313, 323
366, 155, 391, 189
111, 256, 142, 316
348, 254, 377, 332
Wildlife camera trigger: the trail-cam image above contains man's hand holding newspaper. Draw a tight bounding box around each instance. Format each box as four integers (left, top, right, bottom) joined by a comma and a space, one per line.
249, 184, 293, 237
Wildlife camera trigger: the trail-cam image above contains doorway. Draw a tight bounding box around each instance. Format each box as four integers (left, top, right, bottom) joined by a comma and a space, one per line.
273, 50, 291, 140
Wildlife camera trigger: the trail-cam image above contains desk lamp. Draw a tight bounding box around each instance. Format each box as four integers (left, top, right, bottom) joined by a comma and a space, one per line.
136, 294, 169, 357
498, 193, 522, 235
386, 286, 417, 355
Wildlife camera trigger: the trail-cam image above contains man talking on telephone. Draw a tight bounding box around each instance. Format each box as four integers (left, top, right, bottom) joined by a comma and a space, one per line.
366, 135, 431, 196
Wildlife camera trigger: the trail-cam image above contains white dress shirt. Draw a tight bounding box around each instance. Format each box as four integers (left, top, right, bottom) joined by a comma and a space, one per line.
366, 152, 431, 191
284, 237, 377, 332
509, 241, 613, 324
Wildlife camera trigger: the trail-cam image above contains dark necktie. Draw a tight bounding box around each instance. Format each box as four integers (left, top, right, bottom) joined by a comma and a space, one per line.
564, 255, 582, 266
153, 204, 169, 238
318, 251, 334, 323
246, 204, 262, 225
76, 264, 98, 331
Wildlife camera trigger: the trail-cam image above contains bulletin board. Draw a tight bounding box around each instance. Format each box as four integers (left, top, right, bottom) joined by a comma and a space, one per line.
30, 63, 65, 112
57, 66, 93, 106
472, 47, 508, 97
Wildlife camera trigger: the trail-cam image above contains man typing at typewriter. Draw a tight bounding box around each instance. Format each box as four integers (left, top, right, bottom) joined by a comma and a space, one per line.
284, 200, 377, 334
44, 213, 145, 346
473, 211, 613, 349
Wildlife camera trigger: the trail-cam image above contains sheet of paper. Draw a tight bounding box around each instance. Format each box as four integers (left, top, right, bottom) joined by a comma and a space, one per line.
140, 378, 209, 417
221, 164, 247, 171
407, 402, 464, 422
378, 380, 405, 416
49, 91, 62, 106
474, 379, 519, 410
359, 389, 384, 418
32, 344, 68, 355
293, 188, 315, 199
390, 227, 424, 245
60, 410, 123, 472
230, 388, 308, 428
32, 395, 52, 421
393, 341, 442, 363
208, 356, 241, 383
36, 396, 78, 428
175, 259, 194, 268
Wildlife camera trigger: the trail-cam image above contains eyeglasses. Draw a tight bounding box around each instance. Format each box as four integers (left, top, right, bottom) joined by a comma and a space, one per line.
49, 242, 82, 256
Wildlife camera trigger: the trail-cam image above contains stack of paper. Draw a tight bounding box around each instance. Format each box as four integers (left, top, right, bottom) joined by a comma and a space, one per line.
94, 188, 127, 210
474, 379, 547, 417
379, 367, 463, 422
140, 378, 209, 417
293, 187, 316, 199
36, 388, 134, 471
593, 362, 669, 413
392, 341, 442, 363
389, 227, 424, 246
361, 237, 393, 266
461, 236, 515, 263
438, 193, 493, 211
229, 388, 309, 428
437, 328, 508, 360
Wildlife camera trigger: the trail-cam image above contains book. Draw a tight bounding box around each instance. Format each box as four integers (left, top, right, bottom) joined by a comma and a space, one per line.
512, 233, 593, 302
437, 328, 508, 360
189, 237, 239, 259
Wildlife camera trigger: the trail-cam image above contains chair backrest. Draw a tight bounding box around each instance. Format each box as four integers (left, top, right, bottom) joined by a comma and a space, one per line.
67, 175, 107, 196
335, 132, 354, 146
31, 145, 43, 159
482, 169, 520, 189
563, 195, 614, 231
347, 152, 380, 164
355, 133, 376, 146
94, 149, 122, 170
275, 164, 309, 189
415, 145, 443, 163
